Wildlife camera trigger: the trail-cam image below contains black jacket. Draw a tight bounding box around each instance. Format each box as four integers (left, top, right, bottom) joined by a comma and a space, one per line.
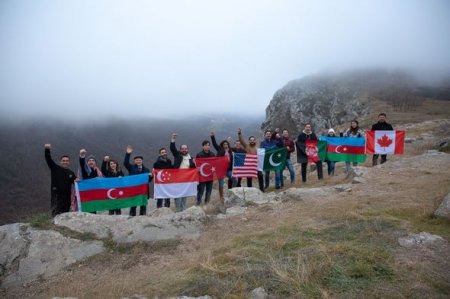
170, 142, 196, 169
79, 157, 101, 180
123, 153, 150, 175
371, 122, 394, 131
45, 149, 76, 195
211, 135, 233, 171
101, 161, 125, 178
153, 157, 173, 169
296, 131, 319, 164
196, 150, 216, 158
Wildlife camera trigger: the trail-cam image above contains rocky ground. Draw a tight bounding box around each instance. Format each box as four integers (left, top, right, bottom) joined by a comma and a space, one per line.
1, 118, 449, 299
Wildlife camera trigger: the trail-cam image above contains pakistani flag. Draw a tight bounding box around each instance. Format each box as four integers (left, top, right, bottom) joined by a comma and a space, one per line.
257, 147, 288, 171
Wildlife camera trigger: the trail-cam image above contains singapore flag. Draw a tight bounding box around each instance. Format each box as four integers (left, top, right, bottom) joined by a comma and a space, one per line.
154, 168, 199, 199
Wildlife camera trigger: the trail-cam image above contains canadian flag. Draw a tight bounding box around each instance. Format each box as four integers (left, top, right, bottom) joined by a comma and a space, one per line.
366, 130, 405, 155
154, 168, 199, 199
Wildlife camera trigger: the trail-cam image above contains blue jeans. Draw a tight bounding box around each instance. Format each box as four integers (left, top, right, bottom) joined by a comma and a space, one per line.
265, 170, 282, 189
175, 197, 187, 212
280, 158, 295, 186
218, 170, 237, 189
197, 181, 213, 205
326, 161, 336, 176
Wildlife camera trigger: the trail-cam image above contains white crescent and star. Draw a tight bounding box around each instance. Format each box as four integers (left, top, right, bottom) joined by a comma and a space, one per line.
107, 188, 124, 200
157, 170, 165, 182
269, 153, 281, 167
335, 145, 348, 153
199, 163, 212, 177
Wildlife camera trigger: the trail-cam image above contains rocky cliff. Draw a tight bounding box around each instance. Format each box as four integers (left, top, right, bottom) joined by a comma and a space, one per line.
261, 70, 424, 134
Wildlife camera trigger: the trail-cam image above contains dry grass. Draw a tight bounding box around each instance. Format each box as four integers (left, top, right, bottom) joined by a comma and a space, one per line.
3, 104, 450, 298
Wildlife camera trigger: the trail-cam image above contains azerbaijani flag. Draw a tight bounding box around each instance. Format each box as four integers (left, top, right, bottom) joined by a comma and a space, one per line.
320, 136, 366, 163
154, 168, 199, 198
75, 173, 149, 213
366, 130, 405, 155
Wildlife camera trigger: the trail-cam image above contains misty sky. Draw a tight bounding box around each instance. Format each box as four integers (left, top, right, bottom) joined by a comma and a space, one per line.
1, 0, 449, 120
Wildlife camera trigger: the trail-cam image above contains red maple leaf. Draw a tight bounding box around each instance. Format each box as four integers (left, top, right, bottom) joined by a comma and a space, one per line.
377, 134, 393, 148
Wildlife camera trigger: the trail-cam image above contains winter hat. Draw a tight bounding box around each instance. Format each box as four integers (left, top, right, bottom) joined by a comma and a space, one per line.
87, 155, 96, 162
328, 128, 335, 134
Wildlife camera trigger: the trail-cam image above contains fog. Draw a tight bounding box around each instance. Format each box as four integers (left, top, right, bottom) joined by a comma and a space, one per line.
1, 0, 449, 120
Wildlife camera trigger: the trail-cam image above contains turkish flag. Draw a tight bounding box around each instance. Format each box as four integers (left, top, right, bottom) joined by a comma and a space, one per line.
366, 130, 405, 155
194, 157, 229, 182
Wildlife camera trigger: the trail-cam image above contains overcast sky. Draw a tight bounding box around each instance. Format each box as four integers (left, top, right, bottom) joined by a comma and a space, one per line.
1, 0, 449, 120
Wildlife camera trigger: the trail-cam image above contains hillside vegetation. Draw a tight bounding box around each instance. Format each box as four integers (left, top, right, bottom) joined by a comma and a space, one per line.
2, 96, 450, 298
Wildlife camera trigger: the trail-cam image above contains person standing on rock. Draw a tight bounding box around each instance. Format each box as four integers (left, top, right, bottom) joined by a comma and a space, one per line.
79, 149, 103, 213
170, 133, 196, 212
231, 139, 247, 187
296, 123, 323, 182
324, 129, 337, 176
344, 120, 365, 172
280, 129, 296, 186
79, 149, 103, 180
44, 144, 76, 216
238, 128, 264, 191
211, 131, 237, 200
195, 140, 216, 205
371, 113, 394, 166
124, 145, 152, 216
101, 156, 124, 215
261, 129, 284, 189
153, 147, 173, 208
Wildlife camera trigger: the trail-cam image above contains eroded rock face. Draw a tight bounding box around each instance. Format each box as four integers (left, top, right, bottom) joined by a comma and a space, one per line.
0, 223, 104, 288
261, 72, 374, 134
53, 206, 206, 243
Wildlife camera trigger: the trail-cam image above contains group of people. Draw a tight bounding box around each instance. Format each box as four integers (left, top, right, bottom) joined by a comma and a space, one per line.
45, 113, 394, 217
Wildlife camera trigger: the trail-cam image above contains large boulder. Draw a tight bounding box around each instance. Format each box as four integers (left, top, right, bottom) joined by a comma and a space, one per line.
53, 206, 206, 243
224, 187, 278, 208
0, 223, 104, 288
434, 192, 450, 219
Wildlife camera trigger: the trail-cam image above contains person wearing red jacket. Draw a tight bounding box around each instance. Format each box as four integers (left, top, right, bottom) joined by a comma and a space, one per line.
280, 129, 296, 187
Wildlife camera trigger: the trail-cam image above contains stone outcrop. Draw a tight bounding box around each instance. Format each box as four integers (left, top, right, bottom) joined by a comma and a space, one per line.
0, 223, 104, 288
398, 232, 445, 247
224, 187, 279, 208
53, 206, 206, 243
434, 192, 450, 219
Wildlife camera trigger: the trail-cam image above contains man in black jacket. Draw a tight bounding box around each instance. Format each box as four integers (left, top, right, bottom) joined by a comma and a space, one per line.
44, 144, 76, 216
153, 148, 173, 208
196, 140, 216, 205
371, 113, 394, 166
170, 133, 196, 212
124, 145, 152, 216
296, 123, 323, 183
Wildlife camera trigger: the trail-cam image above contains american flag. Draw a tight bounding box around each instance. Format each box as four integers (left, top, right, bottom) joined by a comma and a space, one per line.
232, 153, 258, 178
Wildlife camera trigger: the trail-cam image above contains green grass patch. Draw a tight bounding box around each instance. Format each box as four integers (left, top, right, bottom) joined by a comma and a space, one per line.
28, 212, 52, 229
169, 218, 398, 298
365, 208, 450, 239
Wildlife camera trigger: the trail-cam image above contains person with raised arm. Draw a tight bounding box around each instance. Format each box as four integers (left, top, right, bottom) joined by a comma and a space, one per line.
44, 144, 76, 216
